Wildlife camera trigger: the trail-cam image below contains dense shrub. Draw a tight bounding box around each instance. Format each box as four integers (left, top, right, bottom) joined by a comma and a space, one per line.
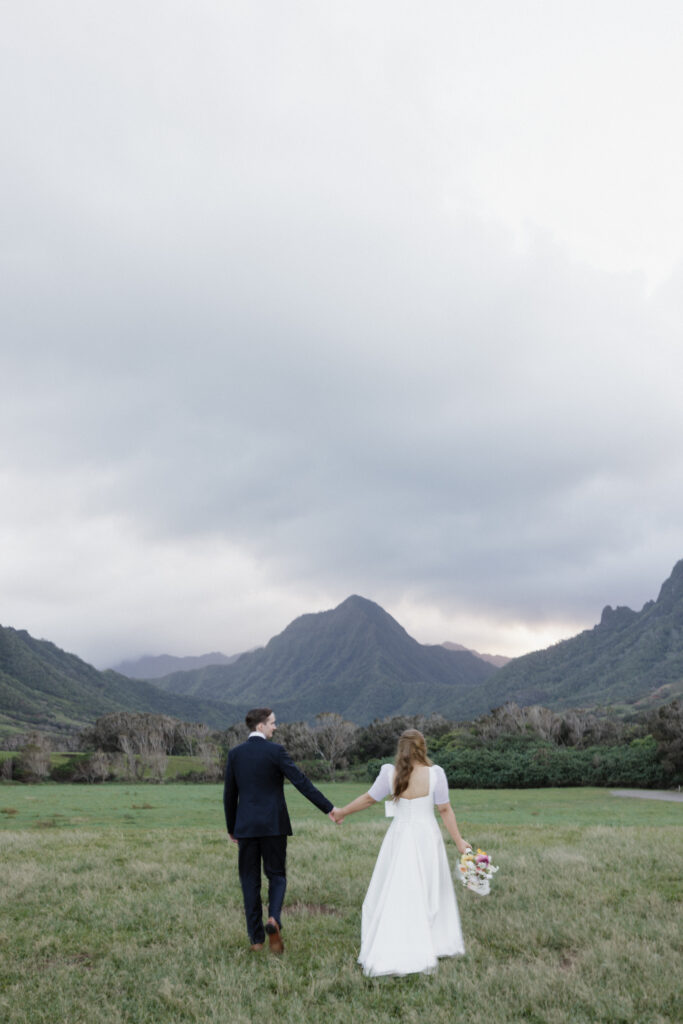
50, 751, 114, 783
351, 714, 452, 761
647, 699, 683, 785
437, 736, 667, 789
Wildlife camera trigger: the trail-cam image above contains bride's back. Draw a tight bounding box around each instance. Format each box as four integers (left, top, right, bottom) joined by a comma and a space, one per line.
399, 763, 430, 800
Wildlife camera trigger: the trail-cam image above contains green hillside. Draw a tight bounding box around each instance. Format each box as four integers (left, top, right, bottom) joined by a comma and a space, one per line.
0, 626, 239, 739
476, 559, 683, 713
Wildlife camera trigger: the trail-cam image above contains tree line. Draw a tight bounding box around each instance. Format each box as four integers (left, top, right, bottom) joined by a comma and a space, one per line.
2, 700, 681, 789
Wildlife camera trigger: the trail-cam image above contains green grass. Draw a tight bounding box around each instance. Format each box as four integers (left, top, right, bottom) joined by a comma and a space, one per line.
0, 785, 681, 1023
1, 783, 680, 832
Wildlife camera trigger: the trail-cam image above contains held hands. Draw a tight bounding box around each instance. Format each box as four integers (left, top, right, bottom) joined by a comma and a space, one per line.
328, 792, 373, 824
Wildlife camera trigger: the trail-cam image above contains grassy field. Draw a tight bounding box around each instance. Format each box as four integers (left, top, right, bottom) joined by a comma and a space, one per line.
1, 784, 681, 1024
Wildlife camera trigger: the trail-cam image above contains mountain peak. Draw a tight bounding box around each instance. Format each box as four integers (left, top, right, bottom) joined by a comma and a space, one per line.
336, 594, 391, 616
330, 595, 415, 642
599, 604, 637, 630
339, 598, 382, 610
655, 559, 683, 609
278, 594, 412, 647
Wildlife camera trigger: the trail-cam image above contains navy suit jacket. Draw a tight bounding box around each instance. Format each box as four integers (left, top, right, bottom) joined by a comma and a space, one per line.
223, 736, 333, 838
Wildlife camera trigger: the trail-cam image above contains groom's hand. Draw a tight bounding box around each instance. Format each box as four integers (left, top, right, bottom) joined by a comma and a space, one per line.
228, 833, 239, 845
328, 807, 343, 824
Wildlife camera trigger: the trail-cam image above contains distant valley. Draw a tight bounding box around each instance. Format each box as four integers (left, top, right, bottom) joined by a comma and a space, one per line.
441, 643, 511, 668
113, 641, 505, 680
110, 651, 243, 680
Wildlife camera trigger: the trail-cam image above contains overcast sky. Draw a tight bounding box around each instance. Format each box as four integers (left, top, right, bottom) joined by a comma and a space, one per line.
2, 2, 683, 669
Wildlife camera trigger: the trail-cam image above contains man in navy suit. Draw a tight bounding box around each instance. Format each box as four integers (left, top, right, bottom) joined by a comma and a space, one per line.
224, 707, 339, 952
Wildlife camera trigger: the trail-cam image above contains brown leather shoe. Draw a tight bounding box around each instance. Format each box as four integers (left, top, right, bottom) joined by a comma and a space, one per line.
265, 917, 284, 954
250, 942, 264, 952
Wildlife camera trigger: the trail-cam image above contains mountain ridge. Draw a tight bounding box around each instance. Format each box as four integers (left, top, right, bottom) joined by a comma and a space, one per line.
475, 559, 683, 712
151, 595, 498, 723
3, 563, 683, 738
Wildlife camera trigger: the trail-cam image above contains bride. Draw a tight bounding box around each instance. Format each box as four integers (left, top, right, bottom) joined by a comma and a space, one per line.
333, 729, 470, 977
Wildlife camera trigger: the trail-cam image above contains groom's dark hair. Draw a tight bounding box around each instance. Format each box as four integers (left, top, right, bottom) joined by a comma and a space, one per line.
245, 707, 273, 731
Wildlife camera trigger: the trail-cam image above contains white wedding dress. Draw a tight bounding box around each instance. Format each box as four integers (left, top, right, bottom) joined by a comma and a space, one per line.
358, 763, 465, 977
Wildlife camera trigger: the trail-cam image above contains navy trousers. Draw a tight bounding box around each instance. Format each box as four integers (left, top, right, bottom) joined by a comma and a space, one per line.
237, 835, 287, 943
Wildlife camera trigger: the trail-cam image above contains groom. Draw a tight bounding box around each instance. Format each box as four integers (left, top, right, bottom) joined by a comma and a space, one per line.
223, 707, 338, 953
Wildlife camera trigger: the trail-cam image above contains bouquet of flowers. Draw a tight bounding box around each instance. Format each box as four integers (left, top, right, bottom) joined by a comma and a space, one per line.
458, 847, 499, 895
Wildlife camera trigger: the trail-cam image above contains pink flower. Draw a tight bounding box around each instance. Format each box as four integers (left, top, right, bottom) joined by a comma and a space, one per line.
475, 854, 490, 864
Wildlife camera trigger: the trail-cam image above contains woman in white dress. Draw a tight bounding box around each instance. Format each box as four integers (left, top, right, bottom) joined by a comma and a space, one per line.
334, 729, 470, 977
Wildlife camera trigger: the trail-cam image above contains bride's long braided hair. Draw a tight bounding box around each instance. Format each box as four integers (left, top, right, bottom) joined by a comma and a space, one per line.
392, 729, 432, 800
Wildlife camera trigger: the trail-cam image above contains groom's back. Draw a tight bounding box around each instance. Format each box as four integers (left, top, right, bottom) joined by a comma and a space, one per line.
226, 738, 293, 838
231, 738, 284, 788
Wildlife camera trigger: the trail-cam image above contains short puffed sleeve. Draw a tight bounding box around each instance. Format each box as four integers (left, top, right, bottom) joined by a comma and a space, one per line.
367, 763, 394, 802
432, 764, 449, 804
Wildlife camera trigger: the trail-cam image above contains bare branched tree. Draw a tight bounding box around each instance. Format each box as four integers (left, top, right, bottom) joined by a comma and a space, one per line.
109, 752, 129, 780
221, 722, 247, 751
73, 750, 112, 783
195, 723, 220, 780
174, 720, 202, 755
470, 703, 627, 749
312, 713, 357, 779
17, 732, 51, 781
118, 734, 140, 780
275, 721, 317, 761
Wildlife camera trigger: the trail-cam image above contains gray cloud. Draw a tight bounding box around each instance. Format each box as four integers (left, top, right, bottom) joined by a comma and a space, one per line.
2, 2, 683, 665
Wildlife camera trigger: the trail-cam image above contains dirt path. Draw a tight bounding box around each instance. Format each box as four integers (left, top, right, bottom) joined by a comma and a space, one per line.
610, 788, 683, 803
